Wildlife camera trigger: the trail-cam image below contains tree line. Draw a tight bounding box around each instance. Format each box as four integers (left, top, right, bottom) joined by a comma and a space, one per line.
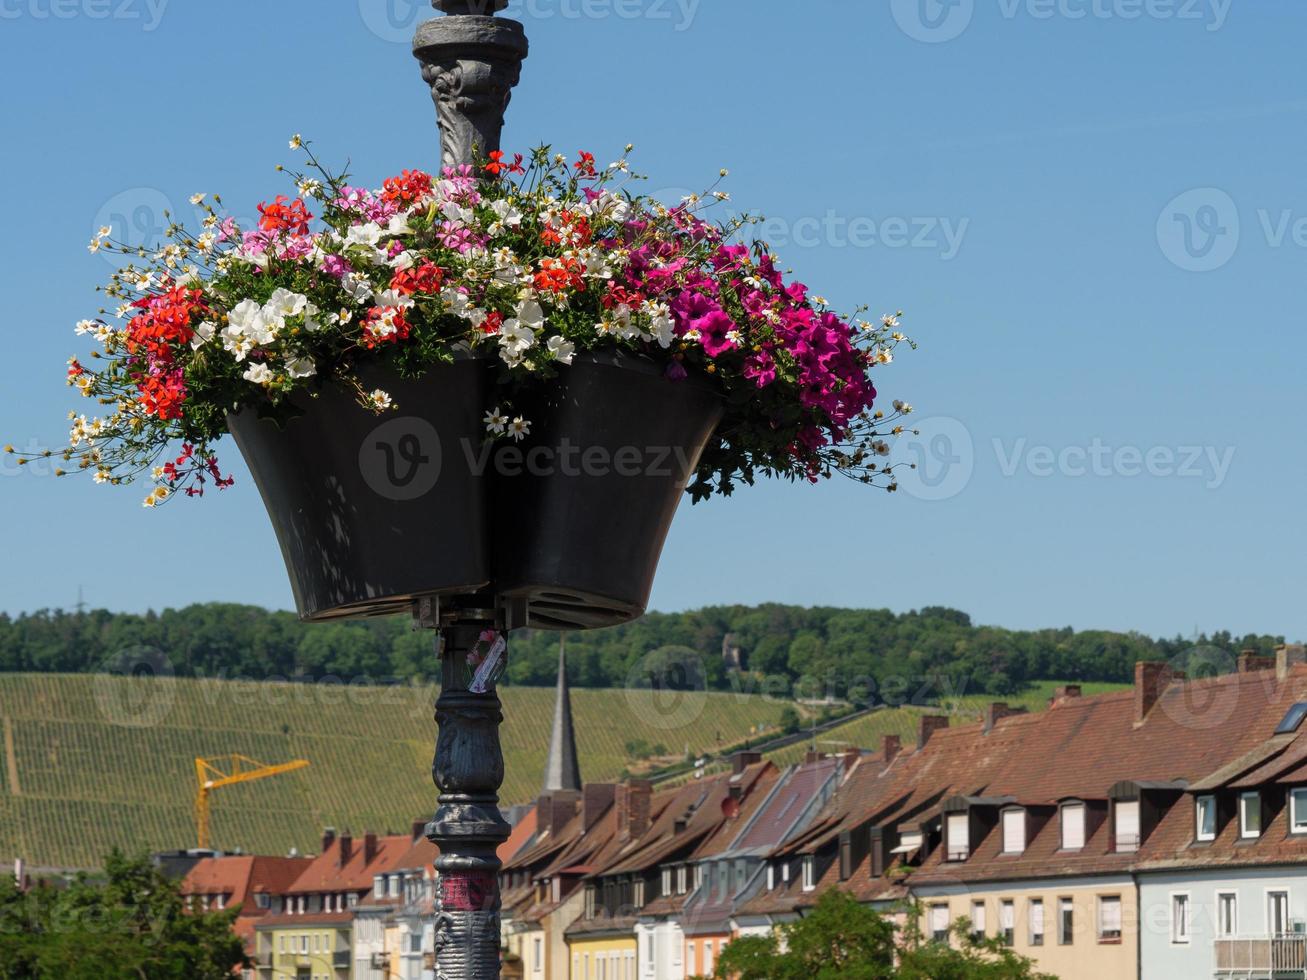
0, 602, 1284, 701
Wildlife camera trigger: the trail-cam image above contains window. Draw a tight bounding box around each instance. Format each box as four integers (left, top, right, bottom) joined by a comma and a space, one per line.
1058, 897, 1074, 945
1171, 893, 1190, 944
410, 933, 421, 954
532, 936, 542, 972
215, 893, 226, 910
703, 942, 714, 975
584, 886, 596, 920
1292, 789, 1307, 834
373, 875, 384, 898
1114, 800, 1140, 852
946, 812, 970, 861
1001, 808, 1025, 854
1240, 793, 1262, 839
802, 856, 816, 892
1061, 804, 1086, 851
999, 900, 1015, 946
781, 862, 790, 884
695, 864, 705, 890
573, 954, 580, 978
676, 865, 687, 895
634, 879, 645, 907
929, 904, 950, 943
970, 900, 986, 939
1098, 896, 1122, 942
1269, 890, 1290, 936
661, 868, 672, 896
1029, 899, 1045, 946
1196, 795, 1217, 842
1216, 892, 1238, 938
388, 875, 400, 898
766, 864, 775, 891
687, 942, 696, 976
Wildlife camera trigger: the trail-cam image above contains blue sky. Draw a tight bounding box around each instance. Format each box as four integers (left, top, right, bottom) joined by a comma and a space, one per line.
1, 0, 1303, 640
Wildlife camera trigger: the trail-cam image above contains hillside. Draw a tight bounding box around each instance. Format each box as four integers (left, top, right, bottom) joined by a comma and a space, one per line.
0, 674, 786, 871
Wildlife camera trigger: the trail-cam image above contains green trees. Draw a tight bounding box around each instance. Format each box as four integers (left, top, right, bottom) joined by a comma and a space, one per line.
0, 852, 247, 980
0, 602, 1285, 702
710, 892, 1053, 980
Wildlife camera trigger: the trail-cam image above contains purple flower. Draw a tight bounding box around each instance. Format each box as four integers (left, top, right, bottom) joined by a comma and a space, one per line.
321, 254, 352, 280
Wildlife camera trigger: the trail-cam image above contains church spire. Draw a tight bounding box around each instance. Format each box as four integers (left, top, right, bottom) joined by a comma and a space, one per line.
542, 634, 582, 794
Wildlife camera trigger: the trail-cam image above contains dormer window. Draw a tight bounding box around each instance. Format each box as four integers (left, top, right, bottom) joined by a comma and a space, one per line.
255, 892, 270, 909
661, 868, 672, 896
1291, 789, 1307, 835
1061, 802, 1086, 851
766, 864, 775, 891
676, 865, 688, 895
1001, 808, 1026, 855
1114, 800, 1140, 853
374, 875, 385, 898
1195, 795, 1217, 842
946, 812, 970, 861
1240, 792, 1262, 839
802, 855, 816, 892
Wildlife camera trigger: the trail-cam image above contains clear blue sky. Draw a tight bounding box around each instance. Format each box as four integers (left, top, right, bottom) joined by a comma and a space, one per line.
1, 0, 1302, 640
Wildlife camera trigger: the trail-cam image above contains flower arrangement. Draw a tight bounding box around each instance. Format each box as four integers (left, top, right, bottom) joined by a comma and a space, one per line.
12, 138, 914, 505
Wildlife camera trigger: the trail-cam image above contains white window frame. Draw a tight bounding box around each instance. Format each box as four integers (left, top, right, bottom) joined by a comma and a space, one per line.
1292, 789, 1307, 834
766, 864, 775, 891
661, 868, 672, 896
1114, 800, 1140, 853
1058, 897, 1074, 946
1029, 898, 1045, 946
702, 942, 713, 975
1240, 792, 1262, 839
1001, 808, 1026, 855
929, 903, 950, 943
1216, 891, 1238, 938
1268, 889, 1291, 936
999, 899, 1015, 946
1098, 895, 1122, 942
1061, 803, 1086, 851
946, 812, 970, 861
1196, 795, 1217, 842
970, 900, 986, 938
801, 855, 816, 892
1170, 892, 1191, 945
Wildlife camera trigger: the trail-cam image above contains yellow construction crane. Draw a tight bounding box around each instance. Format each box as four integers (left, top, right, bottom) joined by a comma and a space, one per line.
194, 754, 310, 850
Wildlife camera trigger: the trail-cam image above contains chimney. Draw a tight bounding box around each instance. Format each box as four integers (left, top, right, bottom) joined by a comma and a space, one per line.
803, 751, 827, 765
841, 747, 861, 773
731, 750, 763, 774
363, 832, 378, 865
882, 734, 902, 765
615, 781, 653, 841
338, 832, 353, 867
1051, 684, 1082, 704
1135, 662, 1183, 723
984, 703, 1028, 733
412, 819, 427, 842
538, 790, 580, 837
582, 784, 617, 833
321, 828, 337, 854
918, 715, 949, 748
1238, 650, 1275, 674
1277, 644, 1307, 680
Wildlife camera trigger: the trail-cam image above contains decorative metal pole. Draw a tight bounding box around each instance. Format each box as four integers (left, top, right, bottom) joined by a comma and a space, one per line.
412, 10, 529, 977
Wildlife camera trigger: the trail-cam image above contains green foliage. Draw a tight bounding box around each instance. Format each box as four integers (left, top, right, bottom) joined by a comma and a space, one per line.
0, 852, 246, 980
0, 602, 1283, 701
709, 892, 1053, 980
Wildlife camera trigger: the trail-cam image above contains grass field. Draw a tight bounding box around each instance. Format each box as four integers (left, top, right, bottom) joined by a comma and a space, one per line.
0, 673, 787, 870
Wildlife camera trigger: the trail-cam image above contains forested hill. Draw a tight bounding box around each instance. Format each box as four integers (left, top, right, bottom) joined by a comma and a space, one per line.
0, 603, 1285, 700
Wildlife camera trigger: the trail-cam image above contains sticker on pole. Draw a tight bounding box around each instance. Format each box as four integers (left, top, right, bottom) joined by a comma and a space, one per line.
440, 871, 497, 912
466, 630, 508, 693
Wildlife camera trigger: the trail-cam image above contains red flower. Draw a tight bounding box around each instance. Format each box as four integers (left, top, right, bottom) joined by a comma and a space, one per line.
603, 284, 646, 311
484, 152, 525, 177
381, 169, 434, 206
535, 257, 586, 296
481, 311, 504, 336
257, 195, 312, 236
361, 306, 412, 349
66, 359, 85, 378
574, 151, 597, 177
137, 371, 187, 420
390, 261, 445, 296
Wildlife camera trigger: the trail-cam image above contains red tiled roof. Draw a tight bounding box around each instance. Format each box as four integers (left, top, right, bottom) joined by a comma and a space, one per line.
286, 833, 415, 895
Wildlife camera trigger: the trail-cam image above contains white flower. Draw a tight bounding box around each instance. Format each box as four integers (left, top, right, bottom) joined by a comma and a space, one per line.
499, 318, 537, 357
387, 212, 413, 236
547, 335, 575, 365
285, 356, 317, 379
515, 298, 545, 330
442, 288, 471, 316
441, 201, 473, 224
189, 193, 206, 206
197, 232, 217, 253
345, 222, 383, 248
368, 389, 394, 411
387, 250, 416, 272
265, 288, 309, 320
725, 329, 743, 345
645, 302, 675, 349
483, 408, 508, 435
490, 199, 523, 227
75, 320, 97, 336
374, 289, 415, 310
243, 363, 275, 385
191, 320, 216, 350
882, 313, 900, 330
298, 179, 322, 198
289, 134, 303, 150
226, 298, 279, 345
340, 274, 375, 305
508, 417, 531, 442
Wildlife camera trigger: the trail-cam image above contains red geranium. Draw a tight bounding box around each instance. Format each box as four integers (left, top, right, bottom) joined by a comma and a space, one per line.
381, 169, 434, 206
257, 195, 312, 235
390, 261, 445, 296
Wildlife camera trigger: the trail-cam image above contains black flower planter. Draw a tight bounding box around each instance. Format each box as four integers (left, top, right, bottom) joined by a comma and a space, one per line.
492, 351, 724, 630
228, 359, 491, 622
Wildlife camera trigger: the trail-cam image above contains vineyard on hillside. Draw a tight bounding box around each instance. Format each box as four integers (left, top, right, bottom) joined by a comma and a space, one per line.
0, 674, 787, 870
